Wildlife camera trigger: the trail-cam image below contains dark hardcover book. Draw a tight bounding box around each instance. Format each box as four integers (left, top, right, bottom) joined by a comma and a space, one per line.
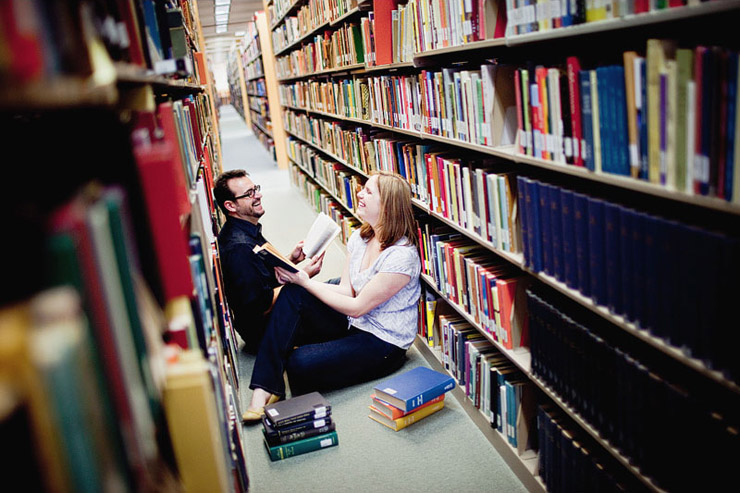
656, 218, 679, 344
603, 201, 622, 314
263, 430, 339, 461
516, 176, 530, 266
560, 189, 576, 288
263, 417, 336, 446
527, 179, 543, 272
253, 243, 299, 273
572, 192, 590, 297
613, 65, 631, 176
696, 230, 723, 368
579, 70, 595, 171
265, 392, 331, 428
630, 212, 647, 327
636, 57, 649, 180
539, 183, 553, 275
549, 184, 564, 281
618, 206, 634, 319
596, 66, 612, 174
725, 51, 738, 200
642, 214, 660, 335
373, 366, 455, 412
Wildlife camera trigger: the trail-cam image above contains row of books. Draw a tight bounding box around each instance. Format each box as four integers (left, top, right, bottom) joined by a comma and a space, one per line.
0, 0, 204, 83
368, 367, 454, 430
275, 22, 365, 79
420, 226, 529, 349
537, 406, 628, 493
279, 77, 370, 121
517, 175, 739, 378
368, 0, 506, 65
509, 0, 707, 36
288, 164, 362, 242
272, 0, 358, 54
286, 136, 357, 199
436, 313, 536, 451
241, 21, 261, 63
515, 44, 740, 202
245, 57, 265, 80
282, 107, 527, 259
250, 96, 270, 115
528, 289, 740, 491
262, 393, 338, 460
247, 78, 267, 97
253, 123, 277, 158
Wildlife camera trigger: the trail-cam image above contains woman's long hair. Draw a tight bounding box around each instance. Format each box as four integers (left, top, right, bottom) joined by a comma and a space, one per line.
360, 171, 419, 250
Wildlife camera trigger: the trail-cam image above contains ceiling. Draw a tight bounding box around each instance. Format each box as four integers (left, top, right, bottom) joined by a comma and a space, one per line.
198, 0, 266, 63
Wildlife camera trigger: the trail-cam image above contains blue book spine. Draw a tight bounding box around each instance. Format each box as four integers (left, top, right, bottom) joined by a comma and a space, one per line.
573, 192, 591, 297
579, 70, 595, 171
550, 184, 564, 282
638, 59, 649, 180
631, 212, 647, 328
726, 51, 739, 200
596, 66, 611, 174
603, 202, 622, 314
517, 176, 530, 266
527, 179, 543, 272
587, 197, 606, 305
560, 189, 577, 288
613, 65, 631, 176
540, 183, 553, 275
618, 206, 634, 319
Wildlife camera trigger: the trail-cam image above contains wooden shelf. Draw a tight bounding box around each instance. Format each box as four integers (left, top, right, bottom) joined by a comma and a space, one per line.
277, 63, 365, 81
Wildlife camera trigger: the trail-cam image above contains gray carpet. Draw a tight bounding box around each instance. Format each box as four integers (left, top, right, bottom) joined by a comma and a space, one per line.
218, 105, 528, 492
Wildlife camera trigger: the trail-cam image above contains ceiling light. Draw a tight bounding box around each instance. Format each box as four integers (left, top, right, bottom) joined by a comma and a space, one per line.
216, 25, 227, 33
215, 5, 229, 14
235, 31, 246, 36
215, 0, 230, 5
216, 14, 229, 23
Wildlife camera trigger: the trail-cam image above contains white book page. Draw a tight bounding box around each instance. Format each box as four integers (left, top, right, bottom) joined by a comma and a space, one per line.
303, 212, 341, 258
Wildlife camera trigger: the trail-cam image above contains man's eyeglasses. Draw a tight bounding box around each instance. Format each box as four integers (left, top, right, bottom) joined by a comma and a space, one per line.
233, 185, 261, 200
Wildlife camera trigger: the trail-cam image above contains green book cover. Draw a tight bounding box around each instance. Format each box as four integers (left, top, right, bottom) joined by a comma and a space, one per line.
675, 48, 694, 193
351, 24, 364, 64
263, 430, 339, 461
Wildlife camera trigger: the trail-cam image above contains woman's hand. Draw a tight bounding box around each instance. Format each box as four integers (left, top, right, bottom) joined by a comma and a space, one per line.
289, 241, 306, 263
303, 252, 325, 278
275, 266, 309, 286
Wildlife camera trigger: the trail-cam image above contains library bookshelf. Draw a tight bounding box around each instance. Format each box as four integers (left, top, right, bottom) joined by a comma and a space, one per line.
0, 1, 248, 491
269, 0, 740, 490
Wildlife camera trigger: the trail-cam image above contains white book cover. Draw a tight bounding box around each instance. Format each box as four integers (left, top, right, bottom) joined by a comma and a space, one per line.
303, 212, 341, 258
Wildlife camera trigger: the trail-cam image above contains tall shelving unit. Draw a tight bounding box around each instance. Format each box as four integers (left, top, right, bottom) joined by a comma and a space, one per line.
268, 0, 740, 490
0, 1, 248, 491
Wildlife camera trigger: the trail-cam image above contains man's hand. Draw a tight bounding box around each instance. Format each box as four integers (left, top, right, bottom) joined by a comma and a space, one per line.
289, 241, 306, 263
302, 252, 325, 278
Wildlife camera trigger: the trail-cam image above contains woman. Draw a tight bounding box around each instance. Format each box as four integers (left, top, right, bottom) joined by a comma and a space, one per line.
243, 171, 421, 420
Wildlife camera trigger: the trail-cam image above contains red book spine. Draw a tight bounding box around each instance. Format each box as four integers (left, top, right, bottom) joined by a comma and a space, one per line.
634, 0, 649, 13
133, 144, 194, 301
373, 0, 398, 65
437, 155, 448, 218
567, 56, 584, 167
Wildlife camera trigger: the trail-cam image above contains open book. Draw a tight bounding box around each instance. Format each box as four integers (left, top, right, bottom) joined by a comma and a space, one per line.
302, 212, 341, 258
253, 213, 341, 273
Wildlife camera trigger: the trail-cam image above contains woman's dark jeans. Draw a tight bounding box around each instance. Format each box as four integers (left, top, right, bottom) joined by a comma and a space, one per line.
250, 283, 407, 396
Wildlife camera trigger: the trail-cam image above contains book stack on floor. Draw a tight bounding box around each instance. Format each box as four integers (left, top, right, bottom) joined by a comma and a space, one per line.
369, 367, 455, 431
262, 392, 338, 461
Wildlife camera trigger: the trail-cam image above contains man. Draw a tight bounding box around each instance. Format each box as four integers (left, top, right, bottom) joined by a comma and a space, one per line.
214, 169, 323, 353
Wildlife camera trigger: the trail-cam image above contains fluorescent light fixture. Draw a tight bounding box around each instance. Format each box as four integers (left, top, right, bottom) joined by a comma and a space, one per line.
216, 25, 227, 33
215, 5, 229, 14
216, 14, 229, 23
215, 0, 230, 5
235, 31, 246, 36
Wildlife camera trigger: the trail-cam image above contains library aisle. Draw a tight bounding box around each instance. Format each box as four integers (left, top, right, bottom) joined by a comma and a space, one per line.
217, 104, 528, 492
